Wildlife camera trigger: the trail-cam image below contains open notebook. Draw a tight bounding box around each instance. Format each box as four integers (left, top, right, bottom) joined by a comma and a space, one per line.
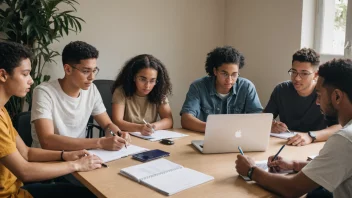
120, 159, 214, 196
240, 160, 294, 181
88, 145, 148, 163
130, 130, 188, 141
270, 132, 296, 139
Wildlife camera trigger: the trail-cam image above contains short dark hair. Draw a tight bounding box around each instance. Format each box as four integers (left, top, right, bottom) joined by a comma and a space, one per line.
205, 46, 245, 76
112, 54, 172, 104
62, 41, 99, 65
0, 41, 32, 74
318, 58, 352, 102
292, 48, 320, 67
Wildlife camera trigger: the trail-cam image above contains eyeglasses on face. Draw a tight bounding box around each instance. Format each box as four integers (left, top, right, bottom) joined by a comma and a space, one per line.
136, 76, 158, 85
288, 69, 313, 79
217, 70, 240, 80
70, 64, 100, 77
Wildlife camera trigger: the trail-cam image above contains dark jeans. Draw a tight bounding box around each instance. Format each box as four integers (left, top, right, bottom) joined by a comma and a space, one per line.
21, 182, 97, 198
307, 186, 333, 198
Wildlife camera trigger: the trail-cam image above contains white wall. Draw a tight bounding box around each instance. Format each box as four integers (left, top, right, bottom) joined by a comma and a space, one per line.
224, 0, 303, 107
44, 0, 225, 128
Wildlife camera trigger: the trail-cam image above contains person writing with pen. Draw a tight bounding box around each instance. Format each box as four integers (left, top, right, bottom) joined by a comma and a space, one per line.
0, 41, 102, 198
236, 59, 352, 198
111, 54, 173, 136
264, 48, 341, 146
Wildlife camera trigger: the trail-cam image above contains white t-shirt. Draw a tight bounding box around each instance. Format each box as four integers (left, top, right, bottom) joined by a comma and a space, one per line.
302, 120, 352, 198
31, 80, 106, 148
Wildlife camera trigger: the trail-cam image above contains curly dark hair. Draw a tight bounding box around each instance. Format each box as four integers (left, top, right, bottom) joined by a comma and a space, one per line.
62, 41, 99, 65
0, 41, 32, 74
112, 54, 172, 104
205, 46, 245, 76
292, 48, 320, 67
318, 58, 352, 102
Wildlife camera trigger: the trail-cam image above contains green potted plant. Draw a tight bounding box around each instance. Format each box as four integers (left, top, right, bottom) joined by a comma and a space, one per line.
0, 0, 84, 119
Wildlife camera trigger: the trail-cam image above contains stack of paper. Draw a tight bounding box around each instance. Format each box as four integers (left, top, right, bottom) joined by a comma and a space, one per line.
240, 160, 294, 181
88, 145, 148, 163
130, 130, 188, 141
270, 132, 296, 139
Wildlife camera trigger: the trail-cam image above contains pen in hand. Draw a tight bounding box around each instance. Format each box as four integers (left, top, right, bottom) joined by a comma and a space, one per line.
142, 119, 155, 134
271, 144, 286, 162
286, 128, 294, 134
110, 131, 127, 149
86, 153, 108, 168
238, 146, 244, 155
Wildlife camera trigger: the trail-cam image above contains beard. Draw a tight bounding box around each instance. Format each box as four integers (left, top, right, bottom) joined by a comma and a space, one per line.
322, 102, 338, 118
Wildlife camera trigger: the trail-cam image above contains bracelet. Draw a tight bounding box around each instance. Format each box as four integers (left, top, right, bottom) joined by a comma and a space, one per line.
60, 150, 65, 161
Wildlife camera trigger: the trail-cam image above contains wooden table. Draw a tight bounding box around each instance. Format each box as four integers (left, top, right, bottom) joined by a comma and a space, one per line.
74, 129, 324, 198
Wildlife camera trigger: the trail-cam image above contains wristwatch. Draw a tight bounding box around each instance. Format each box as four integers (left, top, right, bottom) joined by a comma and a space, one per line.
308, 131, 317, 143
247, 166, 256, 180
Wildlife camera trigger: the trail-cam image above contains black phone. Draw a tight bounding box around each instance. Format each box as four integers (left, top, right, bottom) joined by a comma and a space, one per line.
132, 149, 170, 162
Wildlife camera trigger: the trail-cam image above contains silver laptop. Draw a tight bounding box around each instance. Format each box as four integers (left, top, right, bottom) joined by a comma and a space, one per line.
192, 113, 273, 154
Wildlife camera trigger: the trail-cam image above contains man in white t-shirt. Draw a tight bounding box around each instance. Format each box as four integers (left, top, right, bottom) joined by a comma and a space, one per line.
235, 58, 352, 198
31, 41, 130, 151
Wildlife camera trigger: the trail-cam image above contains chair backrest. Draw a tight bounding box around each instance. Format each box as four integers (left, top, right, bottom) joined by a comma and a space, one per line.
14, 111, 32, 147
93, 79, 114, 118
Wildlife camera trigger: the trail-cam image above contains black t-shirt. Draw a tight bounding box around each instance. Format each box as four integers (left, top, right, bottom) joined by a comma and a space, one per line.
264, 81, 337, 132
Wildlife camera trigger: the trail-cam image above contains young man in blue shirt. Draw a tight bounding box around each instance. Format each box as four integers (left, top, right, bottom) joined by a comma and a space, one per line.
180, 46, 263, 132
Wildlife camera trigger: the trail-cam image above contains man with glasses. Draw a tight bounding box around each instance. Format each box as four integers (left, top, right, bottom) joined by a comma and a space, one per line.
31, 41, 130, 151
180, 46, 262, 132
264, 48, 340, 146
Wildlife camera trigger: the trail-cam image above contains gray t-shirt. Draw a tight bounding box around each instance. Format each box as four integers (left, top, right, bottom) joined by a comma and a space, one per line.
263, 81, 336, 132
302, 120, 352, 197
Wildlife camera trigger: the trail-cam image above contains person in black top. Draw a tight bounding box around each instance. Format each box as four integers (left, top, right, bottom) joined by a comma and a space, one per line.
264, 48, 340, 146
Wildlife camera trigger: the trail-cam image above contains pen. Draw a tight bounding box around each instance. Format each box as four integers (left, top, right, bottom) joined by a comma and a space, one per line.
286, 128, 294, 134
238, 146, 244, 155
86, 153, 109, 168
111, 131, 127, 149
142, 119, 155, 133
271, 144, 286, 162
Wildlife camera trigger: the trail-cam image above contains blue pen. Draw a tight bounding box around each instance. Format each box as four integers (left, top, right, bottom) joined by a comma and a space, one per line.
271, 144, 286, 162
238, 146, 244, 155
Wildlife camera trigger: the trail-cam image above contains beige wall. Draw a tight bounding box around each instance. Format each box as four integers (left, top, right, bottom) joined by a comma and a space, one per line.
43, 0, 307, 127
225, 0, 303, 107
45, 0, 225, 128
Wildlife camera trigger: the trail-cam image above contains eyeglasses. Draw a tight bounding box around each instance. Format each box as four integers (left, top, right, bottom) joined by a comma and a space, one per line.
218, 71, 240, 80
136, 76, 158, 85
288, 69, 313, 79
70, 64, 100, 77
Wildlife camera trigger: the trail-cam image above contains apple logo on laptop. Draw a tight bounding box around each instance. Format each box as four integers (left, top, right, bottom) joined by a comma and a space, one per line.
235, 130, 242, 138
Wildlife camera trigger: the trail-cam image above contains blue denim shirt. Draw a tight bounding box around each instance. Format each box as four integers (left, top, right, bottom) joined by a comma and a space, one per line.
180, 76, 263, 122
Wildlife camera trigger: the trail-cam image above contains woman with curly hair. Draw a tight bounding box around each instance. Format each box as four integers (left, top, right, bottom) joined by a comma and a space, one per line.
111, 54, 173, 135
180, 46, 263, 133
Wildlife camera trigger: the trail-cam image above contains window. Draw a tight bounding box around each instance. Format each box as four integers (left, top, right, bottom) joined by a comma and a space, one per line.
315, 0, 352, 58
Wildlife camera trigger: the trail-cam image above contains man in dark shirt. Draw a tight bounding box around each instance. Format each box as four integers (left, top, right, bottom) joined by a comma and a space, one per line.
264, 48, 340, 146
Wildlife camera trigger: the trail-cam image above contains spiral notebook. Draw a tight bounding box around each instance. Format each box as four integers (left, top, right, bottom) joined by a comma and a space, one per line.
120, 159, 214, 196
